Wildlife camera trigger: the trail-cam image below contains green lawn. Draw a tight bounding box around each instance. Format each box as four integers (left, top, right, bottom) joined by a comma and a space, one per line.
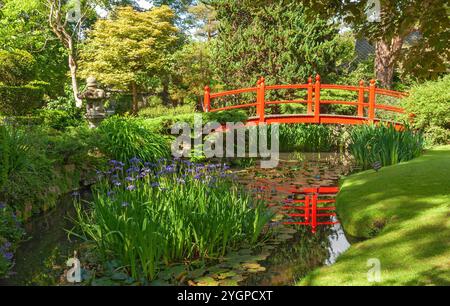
300, 146, 450, 286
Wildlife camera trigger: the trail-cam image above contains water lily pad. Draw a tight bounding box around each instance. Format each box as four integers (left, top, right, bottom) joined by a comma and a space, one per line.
195, 276, 219, 286
237, 248, 252, 255
278, 233, 294, 240
230, 275, 245, 282
158, 265, 186, 280
241, 262, 261, 270
187, 268, 206, 279
247, 266, 266, 273
262, 245, 276, 251
279, 227, 297, 234
218, 278, 239, 286
217, 271, 237, 279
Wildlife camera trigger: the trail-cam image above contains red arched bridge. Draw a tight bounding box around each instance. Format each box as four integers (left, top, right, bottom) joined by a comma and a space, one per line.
203, 75, 410, 127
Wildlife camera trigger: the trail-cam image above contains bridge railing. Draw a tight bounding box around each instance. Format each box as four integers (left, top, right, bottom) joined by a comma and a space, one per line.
203, 74, 408, 124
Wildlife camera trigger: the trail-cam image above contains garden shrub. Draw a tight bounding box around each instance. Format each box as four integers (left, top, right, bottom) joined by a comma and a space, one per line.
402, 75, 450, 145
0, 84, 45, 115
36, 109, 85, 131
204, 110, 248, 124
96, 116, 171, 163
348, 123, 424, 169
278, 124, 335, 152
279, 103, 306, 115
0, 49, 37, 86
0, 124, 54, 212
138, 104, 194, 119
0, 124, 96, 214
142, 113, 198, 134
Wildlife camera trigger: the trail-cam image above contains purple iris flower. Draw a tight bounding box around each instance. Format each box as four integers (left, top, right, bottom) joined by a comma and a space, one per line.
121, 202, 129, 207
129, 157, 141, 164
126, 185, 136, 191
3, 252, 13, 261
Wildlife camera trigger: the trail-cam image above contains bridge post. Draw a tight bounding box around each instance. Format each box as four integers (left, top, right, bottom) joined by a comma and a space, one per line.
307, 76, 313, 115
258, 77, 266, 123
358, 80, 365, 117
368, 79, 376, 122
314, 74, 321, 123
203, 85, 211, 112
311, 191, 318, 234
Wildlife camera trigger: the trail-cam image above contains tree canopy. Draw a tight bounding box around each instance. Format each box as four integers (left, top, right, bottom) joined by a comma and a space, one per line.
79, 5, 178, 112
209, 0, 354, 88
300, 0, 450, 87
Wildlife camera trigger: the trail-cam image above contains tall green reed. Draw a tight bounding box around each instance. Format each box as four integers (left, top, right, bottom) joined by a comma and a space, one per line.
73, 159, 272, 281
278, 124, 334, 152
348, 123, 423, 169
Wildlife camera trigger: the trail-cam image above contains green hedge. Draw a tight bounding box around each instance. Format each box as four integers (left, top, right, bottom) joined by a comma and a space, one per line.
0, 85, 44, 116
402, 75, 450, 145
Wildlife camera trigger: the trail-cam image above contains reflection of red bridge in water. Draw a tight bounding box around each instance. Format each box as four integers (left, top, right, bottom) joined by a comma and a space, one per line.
281, 186, 339, 234
255, 182, 340, 234
203, 75, 409, 128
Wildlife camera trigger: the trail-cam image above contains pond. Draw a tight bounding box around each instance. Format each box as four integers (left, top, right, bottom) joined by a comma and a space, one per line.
0, 152, 354, 286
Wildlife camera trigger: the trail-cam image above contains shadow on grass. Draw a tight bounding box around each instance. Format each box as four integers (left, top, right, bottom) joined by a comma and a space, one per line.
300, 146, 450, 285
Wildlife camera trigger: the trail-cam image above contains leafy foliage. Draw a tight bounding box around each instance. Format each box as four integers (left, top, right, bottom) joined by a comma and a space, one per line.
96, 116, 171, 163
205, 110, 248, 124
0, 203, 24, 277
302, 0, 450, 85
278, 124, 335, 152
402, 75, 450, 145
0, 123, 97, 216
210, 0, 354, 90
0, 49, 37, 86
138, 104, 194, 119
0, 84, 44, 116
79, 5, 179, 112
169, 41, 215, 106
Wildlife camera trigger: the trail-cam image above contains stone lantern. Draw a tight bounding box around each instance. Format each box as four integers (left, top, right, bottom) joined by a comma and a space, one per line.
78, 76, 108, 128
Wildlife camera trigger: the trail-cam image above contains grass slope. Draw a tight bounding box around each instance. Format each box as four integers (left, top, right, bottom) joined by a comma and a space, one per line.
300, 146, 450, 285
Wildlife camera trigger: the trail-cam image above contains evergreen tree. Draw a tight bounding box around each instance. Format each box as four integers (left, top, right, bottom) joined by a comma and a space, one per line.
209, 0, 353, 90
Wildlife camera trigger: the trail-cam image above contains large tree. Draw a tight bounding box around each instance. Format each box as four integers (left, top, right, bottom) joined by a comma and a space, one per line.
78, 6, 178, 114
188, 2, 218, 41
209, 0, 353, 89
301, 0, 450, 88
0, 0, 68, 96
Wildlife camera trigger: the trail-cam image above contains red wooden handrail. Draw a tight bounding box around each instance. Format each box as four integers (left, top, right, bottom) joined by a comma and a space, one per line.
203, 75, 408, 126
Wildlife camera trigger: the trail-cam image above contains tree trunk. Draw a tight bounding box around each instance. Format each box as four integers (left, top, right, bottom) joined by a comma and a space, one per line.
374, 36, 403, 89
161, 78, 171, 106
47, 0, 82, 108
69, 53, 82, 108
131, 81, 138, 115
